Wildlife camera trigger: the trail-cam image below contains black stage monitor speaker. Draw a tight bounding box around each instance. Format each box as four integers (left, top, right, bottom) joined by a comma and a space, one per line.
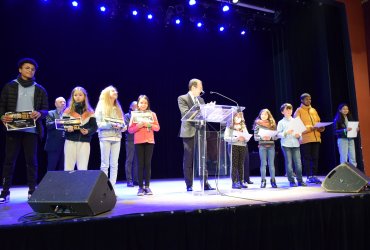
322, 163, 370, 193
28, 170, 116, 216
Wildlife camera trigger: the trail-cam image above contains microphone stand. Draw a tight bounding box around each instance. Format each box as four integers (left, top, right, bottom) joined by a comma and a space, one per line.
210, 91, 240, 111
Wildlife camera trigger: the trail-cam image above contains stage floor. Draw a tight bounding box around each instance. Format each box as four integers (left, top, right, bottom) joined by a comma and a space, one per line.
0, 176, 366, 227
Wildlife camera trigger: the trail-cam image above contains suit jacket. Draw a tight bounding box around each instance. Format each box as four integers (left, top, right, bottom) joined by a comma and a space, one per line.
178, 93, 205, 138
44, 109, 65, 151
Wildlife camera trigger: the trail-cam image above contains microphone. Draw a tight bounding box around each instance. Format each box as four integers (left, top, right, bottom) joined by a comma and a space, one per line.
210, 91, 240, 111
199, 90, 205, 96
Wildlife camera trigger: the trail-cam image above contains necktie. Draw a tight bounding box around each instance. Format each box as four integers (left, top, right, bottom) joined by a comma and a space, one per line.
194, 97, 200, 105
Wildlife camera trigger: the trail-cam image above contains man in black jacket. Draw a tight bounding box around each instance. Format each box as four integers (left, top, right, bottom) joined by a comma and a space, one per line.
0, 58, 48, 203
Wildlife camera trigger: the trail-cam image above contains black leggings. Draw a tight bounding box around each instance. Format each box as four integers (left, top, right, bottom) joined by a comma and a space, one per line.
135, 143, 154, 188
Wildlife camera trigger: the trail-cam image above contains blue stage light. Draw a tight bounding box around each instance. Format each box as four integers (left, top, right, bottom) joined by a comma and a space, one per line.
100, 6, 106, 12
189, 0, 196, 6
72, 1, 78, 7
197, 22, 202, 28
132, 10, 138, 16
241, 30, 246, 35
219, 26, 225, 32
175, 19, 181, 25
222, 5, 229, 12
147, 14, 153, 20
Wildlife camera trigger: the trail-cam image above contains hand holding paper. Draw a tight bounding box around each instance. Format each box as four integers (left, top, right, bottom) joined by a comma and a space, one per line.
347, 121, 359, 138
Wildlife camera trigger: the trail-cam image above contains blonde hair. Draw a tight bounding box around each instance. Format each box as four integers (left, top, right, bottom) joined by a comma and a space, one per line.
66, 86, 94, 114
96, 85, 123, 119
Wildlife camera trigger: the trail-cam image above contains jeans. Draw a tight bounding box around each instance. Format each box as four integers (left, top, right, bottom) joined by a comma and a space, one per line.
337, 138, 357, 167
100, 140, 121, 186
281, 146, 303, 183
259, 145, 276, 180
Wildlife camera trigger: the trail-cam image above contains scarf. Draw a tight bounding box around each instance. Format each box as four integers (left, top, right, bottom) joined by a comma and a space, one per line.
16, 75, 35, 88
256, 119, 276, 130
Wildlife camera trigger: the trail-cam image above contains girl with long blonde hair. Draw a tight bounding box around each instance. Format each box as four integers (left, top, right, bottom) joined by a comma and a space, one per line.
95, 85, 126, 187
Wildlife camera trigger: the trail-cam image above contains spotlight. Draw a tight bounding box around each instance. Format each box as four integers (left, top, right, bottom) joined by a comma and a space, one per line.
147, 14, 153, 20
189, 0, 196, 6
197, 22, 202, 27
222, 5, 229, 12
175, 19, 181, 24
72, 1, 78, 7
100, 6, 106, 12
132, 10, 138, 16
219, 26, 225, 32
241, 30, 246, 35
232, 0, 239, 3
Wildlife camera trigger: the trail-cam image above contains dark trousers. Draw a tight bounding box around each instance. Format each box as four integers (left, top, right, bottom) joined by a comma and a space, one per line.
1, 132, 38, 192
135, 143, 154, 188
125, 140, 138, 182
243, 145, 251, 182
46, 146, 64, 171
300, 142, 320, 177
182, 137, 195, 187
231, 145, 246, 183
182, 137, 209, 187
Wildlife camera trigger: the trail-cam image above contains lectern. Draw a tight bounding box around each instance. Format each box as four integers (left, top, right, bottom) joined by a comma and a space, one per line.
181, 104, 244, 193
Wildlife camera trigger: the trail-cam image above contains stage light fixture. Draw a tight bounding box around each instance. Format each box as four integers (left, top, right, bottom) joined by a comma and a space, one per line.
219, 26, 225, 32
100, 6, 106, 12
217, 0, 275, 14
197, 22, 202, 27
189, 0, 196, 6
240, 30, 246, 35
132, 10, 138, 16
232, 0, 239, 3
72, 1, 78, 7
147, 14, 153, 20
175, 19, 181, 24
222, 5, 230, 12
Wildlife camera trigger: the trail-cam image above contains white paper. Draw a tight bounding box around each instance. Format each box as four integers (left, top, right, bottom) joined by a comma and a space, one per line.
233, 131, 253, 142
347, 121, 359, 138
288, 117, 307, 134
314, 122, 333, 128
258, 129, 278, 139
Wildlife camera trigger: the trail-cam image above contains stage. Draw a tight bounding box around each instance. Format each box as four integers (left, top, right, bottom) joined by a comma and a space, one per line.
1, 177, 370, 250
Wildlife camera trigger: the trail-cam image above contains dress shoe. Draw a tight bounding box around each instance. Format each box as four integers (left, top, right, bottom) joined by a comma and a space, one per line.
245, 179, 254, 184
260, 179, 266, 188
204, 183, 215, 190
186, 186, 193, 192
232, 183, 241, 189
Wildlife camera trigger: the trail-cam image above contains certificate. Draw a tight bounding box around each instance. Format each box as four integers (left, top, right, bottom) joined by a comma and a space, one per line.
5, 111, 36, 131
314, 122, 333, 128
55, 117, 81, 130
258, 129, 278, 139
234, 131, 253, 142
131, 111, 154, 123
104, 117, 126, 126
289, 117, 307, 134
347, 121, 359, 138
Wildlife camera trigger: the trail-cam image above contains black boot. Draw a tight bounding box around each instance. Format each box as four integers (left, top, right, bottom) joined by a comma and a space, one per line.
271, 178, 277, 188
260, 179, 266, 188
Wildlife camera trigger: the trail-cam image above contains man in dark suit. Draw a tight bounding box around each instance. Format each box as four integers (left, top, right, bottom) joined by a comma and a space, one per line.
178, 78, 215, 191
44, 97, 66, 171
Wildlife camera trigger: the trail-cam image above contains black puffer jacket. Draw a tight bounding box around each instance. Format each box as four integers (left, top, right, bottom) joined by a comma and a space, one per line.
0, 79, 48, 138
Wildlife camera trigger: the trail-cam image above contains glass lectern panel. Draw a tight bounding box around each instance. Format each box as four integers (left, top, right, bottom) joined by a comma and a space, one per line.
181, 104, 244, 193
